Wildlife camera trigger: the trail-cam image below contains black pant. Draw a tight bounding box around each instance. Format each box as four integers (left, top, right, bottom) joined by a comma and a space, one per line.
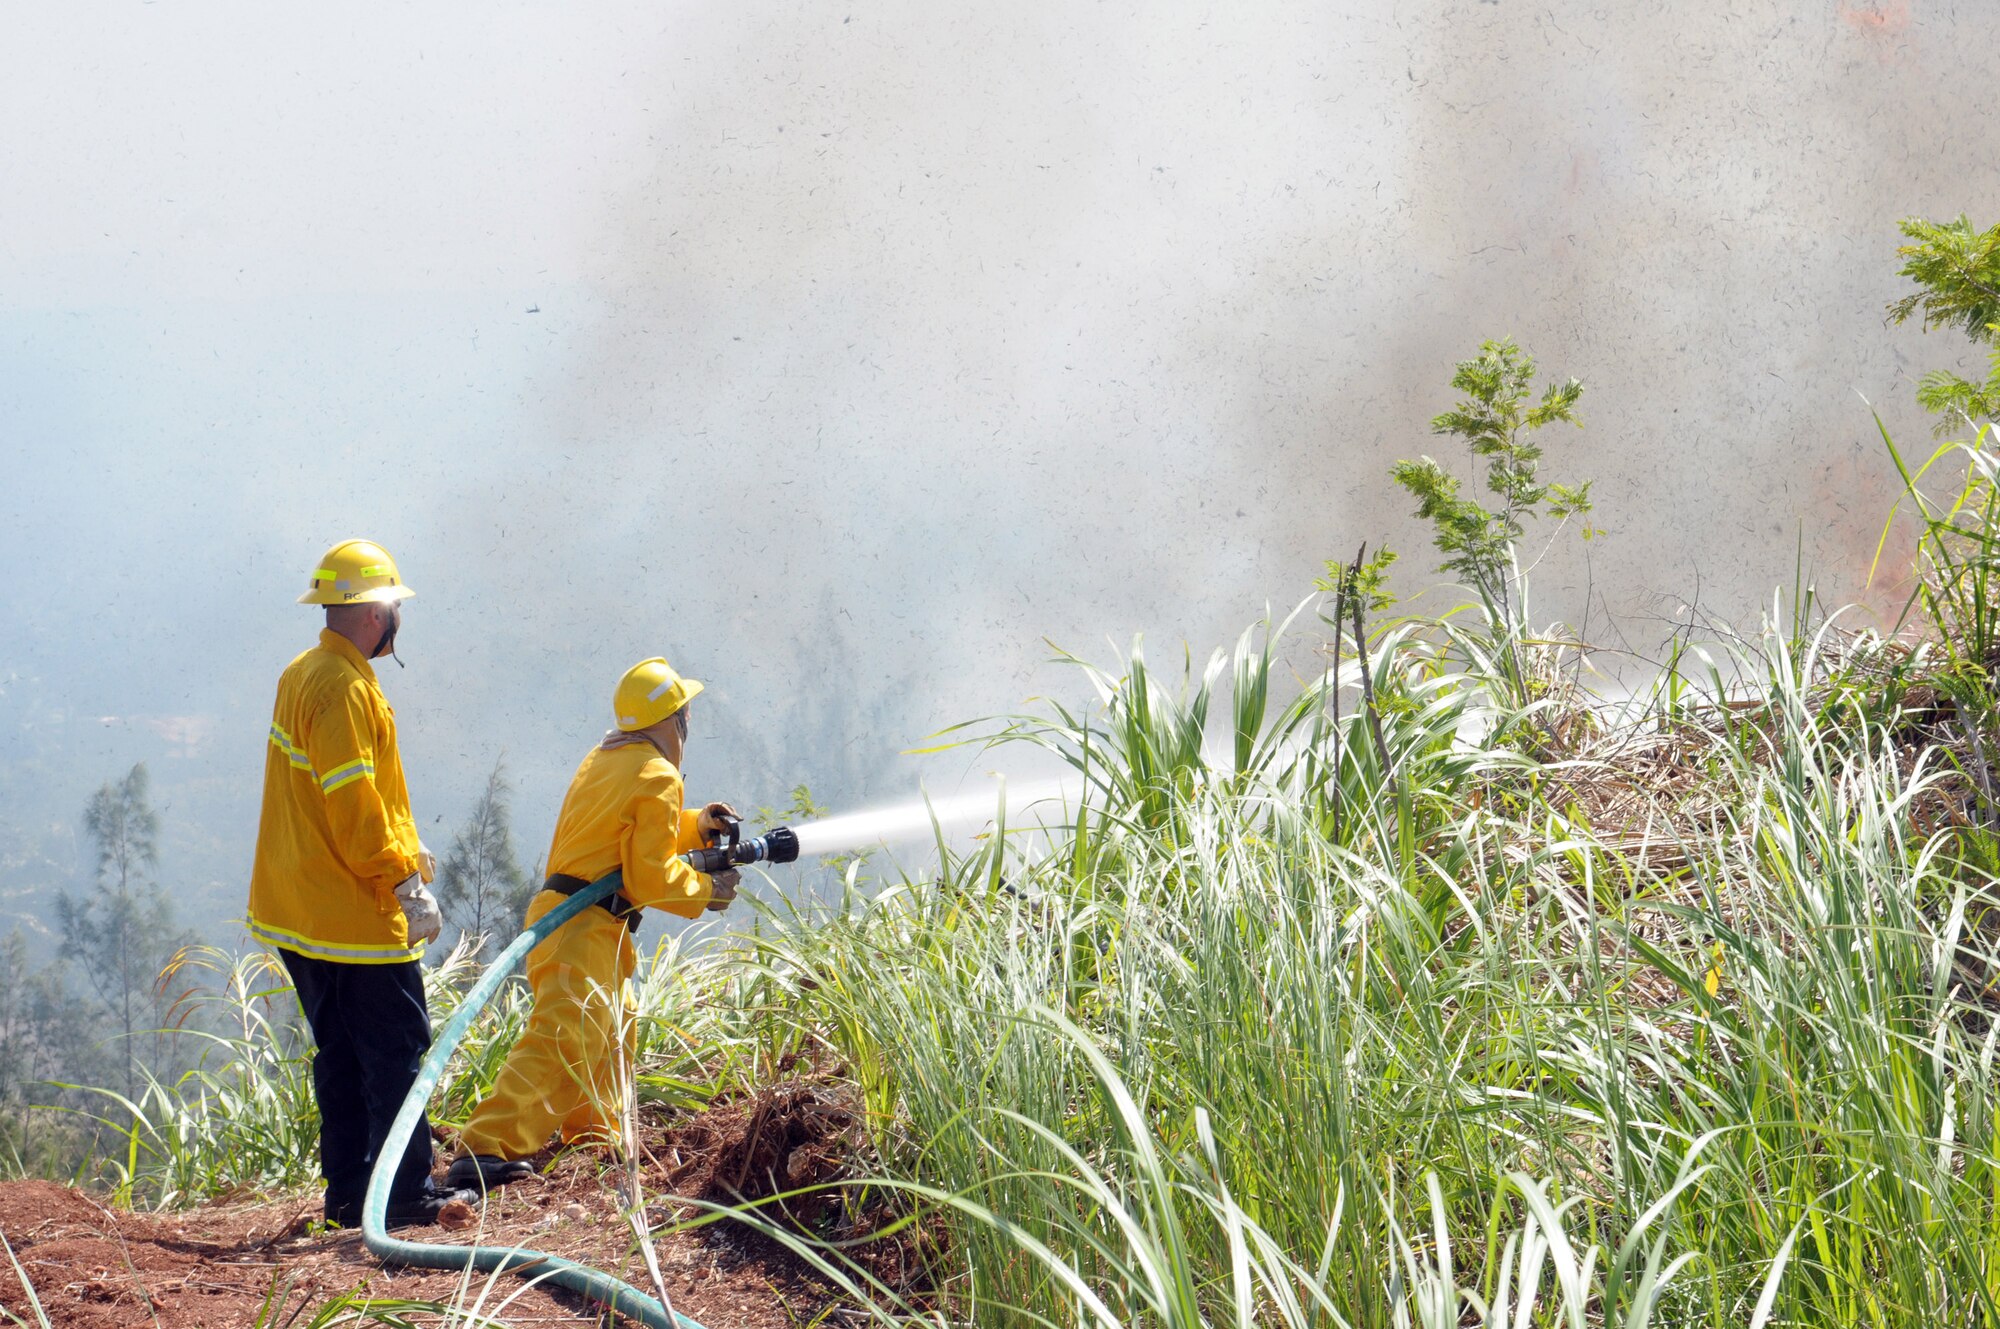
278, 949, 435, 1212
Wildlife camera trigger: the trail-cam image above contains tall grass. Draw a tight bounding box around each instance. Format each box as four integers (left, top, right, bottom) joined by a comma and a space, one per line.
738, 437, 2000, 1326
61, 929, 777, 1208
36, 432, 2000, 1327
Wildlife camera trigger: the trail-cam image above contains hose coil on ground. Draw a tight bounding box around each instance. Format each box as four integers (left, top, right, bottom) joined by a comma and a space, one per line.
359, 870, 706, 1329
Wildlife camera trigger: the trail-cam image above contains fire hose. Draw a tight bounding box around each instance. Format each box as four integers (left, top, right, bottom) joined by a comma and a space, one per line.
360, 819, 800, 1326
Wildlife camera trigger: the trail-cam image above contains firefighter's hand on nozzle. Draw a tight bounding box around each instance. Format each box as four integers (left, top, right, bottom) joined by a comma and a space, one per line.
416, 840, 437, 885
395, 873, 444, 943
697, 802, 739, 839
704, 868, 741, 912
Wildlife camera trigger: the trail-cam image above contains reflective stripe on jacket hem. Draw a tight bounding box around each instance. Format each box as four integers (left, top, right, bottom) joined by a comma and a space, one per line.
248, 918, 421, 965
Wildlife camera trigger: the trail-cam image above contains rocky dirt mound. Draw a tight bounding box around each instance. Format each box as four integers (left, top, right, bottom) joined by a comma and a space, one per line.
663, 1079, 863, 1227
653, 1077, 937, 1293
0, 1082, 894, 1329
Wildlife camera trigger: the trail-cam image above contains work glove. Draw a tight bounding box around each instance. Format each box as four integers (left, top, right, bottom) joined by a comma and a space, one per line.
416, 840, 437, 885
697, 802, 739, 840
395, 873, 444, 944
703, 868, 741, 913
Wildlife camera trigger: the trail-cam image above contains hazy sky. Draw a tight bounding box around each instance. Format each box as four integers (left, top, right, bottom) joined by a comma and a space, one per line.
3, 2, 1996, 941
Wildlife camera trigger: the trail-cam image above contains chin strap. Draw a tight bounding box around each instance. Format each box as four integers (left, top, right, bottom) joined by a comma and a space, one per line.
376, 618, 405, 668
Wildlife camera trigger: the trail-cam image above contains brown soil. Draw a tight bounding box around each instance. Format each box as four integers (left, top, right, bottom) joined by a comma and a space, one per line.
655, 1076, 935, 1297
663, 1080, 861, 1223
0, 1079, 903, 1329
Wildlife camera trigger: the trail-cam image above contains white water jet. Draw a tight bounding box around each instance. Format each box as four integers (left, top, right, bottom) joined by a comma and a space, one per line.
788, 776, 1077, 858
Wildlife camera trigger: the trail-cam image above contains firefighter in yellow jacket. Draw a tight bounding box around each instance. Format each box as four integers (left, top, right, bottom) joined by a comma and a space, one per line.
249, 540, 467, 1228
446, 657, 738, 1190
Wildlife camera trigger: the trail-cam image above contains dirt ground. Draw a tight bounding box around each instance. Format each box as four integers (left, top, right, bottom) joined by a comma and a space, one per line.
0, 1079, 899, 1329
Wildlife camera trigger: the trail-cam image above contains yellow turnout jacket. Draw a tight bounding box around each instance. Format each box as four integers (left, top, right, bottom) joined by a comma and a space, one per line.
248, 629, 422, 964
546, 743, 712, 915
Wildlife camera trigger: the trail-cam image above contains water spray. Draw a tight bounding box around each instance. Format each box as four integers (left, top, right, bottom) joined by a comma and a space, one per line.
678, 779, 1080, 870
785, 777, 1076, 858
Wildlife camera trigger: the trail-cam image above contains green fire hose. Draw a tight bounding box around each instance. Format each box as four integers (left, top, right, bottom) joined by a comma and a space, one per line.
359, 869, 705, 1329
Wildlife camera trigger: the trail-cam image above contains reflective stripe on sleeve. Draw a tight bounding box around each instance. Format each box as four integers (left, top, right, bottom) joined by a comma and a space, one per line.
319, 758, 375, 794
247, 919, 422, 965
268, 723, 312, 770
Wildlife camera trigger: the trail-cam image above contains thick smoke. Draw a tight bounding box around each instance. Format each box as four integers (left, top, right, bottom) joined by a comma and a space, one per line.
2, 1, 1997, 937
458, 0, 1998, 807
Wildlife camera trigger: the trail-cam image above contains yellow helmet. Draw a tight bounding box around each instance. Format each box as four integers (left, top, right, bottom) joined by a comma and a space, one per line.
298, 540, 415, 606
614, 658, 704, 732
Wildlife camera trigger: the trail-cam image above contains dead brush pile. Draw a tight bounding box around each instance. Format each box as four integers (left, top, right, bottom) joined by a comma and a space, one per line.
1374, 601, 2000, 1040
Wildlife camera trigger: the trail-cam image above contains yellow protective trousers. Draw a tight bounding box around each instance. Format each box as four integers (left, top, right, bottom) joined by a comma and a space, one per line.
456, 890, 639, 1159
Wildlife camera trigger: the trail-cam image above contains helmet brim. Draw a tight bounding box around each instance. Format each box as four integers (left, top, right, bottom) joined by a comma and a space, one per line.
298, 585, 417, 606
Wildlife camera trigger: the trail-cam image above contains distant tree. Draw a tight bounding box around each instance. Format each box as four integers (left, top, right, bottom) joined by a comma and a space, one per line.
0, 931, 107, 1167
435, 759, 535, 962
0, 932, 40, 1107
1390, 336, 1594, 627
0, 931, 54, 1145
56, 764, 194, 1101
1889, 214, 2000, 435
1385, 338, 1596, 714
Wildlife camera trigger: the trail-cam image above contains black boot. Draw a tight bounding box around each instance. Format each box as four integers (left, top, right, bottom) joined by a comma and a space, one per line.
446, 1153, 536, 1191
325, 1182, 476, 1231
